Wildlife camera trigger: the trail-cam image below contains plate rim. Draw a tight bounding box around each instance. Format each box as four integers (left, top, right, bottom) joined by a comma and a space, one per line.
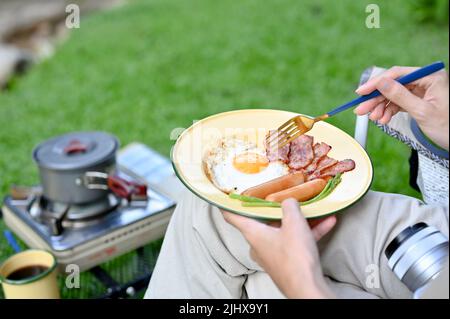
171, 109, 374, 220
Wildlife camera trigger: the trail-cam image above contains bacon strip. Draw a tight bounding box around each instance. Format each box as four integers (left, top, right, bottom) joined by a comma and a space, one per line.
316, 156, 338, 171
306, 156, 338, 181
288, 135, 314, 170
265, 130, 290, 163
304, 142, 332, 174
318, 159, 356, 178
265, 132, 356, 183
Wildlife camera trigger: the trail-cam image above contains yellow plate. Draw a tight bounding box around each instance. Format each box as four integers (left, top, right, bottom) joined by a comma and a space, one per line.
171, 109, 373, 220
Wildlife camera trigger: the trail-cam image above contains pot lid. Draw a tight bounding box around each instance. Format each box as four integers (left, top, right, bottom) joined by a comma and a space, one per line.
33, 131, 119, 170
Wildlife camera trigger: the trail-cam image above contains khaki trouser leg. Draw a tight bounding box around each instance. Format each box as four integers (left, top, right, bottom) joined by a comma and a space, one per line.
145, 189, 448, 299
145, 188, 255, 298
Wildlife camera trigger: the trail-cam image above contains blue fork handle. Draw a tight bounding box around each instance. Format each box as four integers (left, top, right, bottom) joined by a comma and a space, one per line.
327, 61, 445, 117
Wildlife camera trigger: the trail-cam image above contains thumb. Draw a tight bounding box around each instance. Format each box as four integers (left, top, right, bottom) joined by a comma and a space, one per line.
376, 77, 428, 119
281, 198, 308, 233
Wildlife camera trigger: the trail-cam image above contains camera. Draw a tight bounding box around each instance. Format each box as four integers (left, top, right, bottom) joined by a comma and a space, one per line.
385, 223, 449, 296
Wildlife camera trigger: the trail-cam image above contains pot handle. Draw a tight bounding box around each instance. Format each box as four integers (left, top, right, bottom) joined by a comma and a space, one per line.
107, 175, 147, 201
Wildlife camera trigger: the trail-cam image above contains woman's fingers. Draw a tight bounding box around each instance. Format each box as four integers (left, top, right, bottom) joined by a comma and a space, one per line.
307, 217, 328, 228
375, 77, 429, 120
355, 96, 401, 124
355, 66, 420, 95
354, 95, 385, 115
378, 106, 392, 124
369, 101, 386, 121
378, 104, 400, 124
354, 66, 426, 118
224, 197, 336, 248
311, 215, 337, 241
281, 199, 336, 242
355, 92, 401, 124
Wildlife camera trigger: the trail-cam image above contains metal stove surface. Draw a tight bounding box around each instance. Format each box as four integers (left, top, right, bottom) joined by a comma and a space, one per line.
3, 188, 175, 252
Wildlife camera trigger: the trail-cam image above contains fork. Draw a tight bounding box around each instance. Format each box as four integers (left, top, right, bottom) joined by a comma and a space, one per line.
268, 61, 445, 151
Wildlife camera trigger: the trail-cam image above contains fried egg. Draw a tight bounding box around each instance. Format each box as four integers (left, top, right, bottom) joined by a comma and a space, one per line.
204, 138, 289, 194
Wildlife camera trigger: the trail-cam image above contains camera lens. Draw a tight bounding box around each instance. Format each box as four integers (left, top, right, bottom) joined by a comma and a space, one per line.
385, 223, 449, 292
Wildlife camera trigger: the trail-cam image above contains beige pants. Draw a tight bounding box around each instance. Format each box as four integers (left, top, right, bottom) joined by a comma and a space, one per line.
144, 189, 449, 299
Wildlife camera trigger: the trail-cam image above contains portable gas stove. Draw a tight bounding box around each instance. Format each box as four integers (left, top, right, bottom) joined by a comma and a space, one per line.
1, 140, 182, 273
2, 184, 175, 271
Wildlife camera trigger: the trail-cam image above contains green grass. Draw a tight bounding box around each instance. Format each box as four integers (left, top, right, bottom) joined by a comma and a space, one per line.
0, 0, 448, 297
1, 0, 448, 197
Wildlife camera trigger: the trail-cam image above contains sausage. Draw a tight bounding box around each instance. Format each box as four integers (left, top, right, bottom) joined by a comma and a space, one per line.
265, 178, 327, 203
242, 171, 305, 199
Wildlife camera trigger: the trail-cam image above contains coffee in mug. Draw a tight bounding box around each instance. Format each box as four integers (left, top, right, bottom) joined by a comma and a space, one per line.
0, 249, 60, 299
6, 265, 50, 281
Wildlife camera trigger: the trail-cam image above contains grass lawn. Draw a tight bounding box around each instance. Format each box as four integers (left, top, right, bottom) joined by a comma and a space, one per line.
0, 0, 448, 297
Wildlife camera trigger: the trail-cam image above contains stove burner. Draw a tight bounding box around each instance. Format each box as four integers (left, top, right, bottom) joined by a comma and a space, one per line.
29, 194, 122, 235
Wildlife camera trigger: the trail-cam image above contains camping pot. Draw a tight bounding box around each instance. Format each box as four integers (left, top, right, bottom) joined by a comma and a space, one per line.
33, 131, 143, 205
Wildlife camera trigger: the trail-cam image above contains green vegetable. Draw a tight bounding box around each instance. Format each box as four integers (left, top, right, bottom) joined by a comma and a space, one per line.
242, 201, 281, 207
230, 173, 343, 208
228, 193, 273, 203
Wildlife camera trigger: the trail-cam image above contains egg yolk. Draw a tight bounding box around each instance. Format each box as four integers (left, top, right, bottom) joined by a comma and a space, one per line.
233, 153, 269, 174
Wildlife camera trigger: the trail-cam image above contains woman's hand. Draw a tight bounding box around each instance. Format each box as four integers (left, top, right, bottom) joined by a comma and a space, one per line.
222, 198, 336, 299
354, 66, 449, 150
